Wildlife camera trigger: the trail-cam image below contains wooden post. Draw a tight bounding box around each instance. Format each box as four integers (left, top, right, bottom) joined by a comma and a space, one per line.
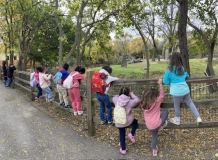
86, 71, 95, 136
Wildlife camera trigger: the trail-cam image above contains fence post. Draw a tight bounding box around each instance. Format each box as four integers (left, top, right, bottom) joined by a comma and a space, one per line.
86, 71, 95, 136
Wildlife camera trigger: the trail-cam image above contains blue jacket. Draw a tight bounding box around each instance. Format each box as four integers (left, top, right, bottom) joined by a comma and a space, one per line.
163, 67, 190, 96
60, 69, 69, 81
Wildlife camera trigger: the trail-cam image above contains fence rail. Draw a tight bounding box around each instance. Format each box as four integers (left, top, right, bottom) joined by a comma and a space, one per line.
1, 70, 218, 136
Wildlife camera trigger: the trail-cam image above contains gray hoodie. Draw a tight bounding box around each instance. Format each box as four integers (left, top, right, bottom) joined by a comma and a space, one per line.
112, 93, 140, 128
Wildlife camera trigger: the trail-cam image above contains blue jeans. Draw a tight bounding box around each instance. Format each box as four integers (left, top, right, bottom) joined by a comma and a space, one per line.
43, 87, 53, 100
96, 93, 112, 122
6, 77, 13, 87
36, 84, 42, 98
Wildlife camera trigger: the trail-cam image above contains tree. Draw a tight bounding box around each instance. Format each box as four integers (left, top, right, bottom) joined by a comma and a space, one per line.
65, 0, 134, 65
176, 0, 190, 74
188, 0, 218, 76
152, 0, 178, 59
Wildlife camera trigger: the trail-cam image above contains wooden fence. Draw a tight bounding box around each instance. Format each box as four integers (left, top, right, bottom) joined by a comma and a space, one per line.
1, 70, 218, 136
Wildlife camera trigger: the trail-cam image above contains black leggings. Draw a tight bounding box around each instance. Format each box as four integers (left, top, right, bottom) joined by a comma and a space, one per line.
118, 119, 138, 150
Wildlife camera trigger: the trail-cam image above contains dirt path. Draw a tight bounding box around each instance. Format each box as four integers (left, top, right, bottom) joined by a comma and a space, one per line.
0, 84, 144, 160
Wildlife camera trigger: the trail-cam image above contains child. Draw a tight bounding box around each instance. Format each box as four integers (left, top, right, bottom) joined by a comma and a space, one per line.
30, 67, 42, 100
163, 52, 202, 125
112, 87, 140, 155
54, 63, 70, 108
6, 63, 16, 87
68, 66, 85, 116
2, 61, 7, 85
38, 66, 53, 102
141, 78, 168, 157
96, 66, 119, 124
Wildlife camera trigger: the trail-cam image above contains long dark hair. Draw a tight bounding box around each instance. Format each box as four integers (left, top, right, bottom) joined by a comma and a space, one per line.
168, 52, 184, 75
75, 66, 86, 74
141, 86, 159, 110
119, 87, 130, 96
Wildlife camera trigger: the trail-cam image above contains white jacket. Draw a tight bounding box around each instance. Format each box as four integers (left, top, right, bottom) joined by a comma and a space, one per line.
39, 72, 52, 89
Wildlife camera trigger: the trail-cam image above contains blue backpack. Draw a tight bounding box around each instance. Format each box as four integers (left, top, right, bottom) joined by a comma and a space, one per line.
53, 71, 63, 84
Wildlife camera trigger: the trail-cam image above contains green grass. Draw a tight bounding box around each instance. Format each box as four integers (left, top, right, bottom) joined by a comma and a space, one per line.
92, 59, 218, 79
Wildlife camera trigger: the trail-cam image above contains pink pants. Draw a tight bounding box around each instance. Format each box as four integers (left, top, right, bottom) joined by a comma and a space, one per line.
68, 87, 82, 112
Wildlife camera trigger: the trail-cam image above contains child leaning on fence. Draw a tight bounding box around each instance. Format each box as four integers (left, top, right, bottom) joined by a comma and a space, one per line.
30, 67, 42, 101
112, 87, 140, 155
37, 66, 54, 102
95, 66, 119, 124
68, 66, 86, 116
163, 52, 202, 125
141, 78, 168, 157
53, 63, 70, 108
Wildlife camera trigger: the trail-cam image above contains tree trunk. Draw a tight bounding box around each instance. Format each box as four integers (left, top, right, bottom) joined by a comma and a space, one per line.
130, 17, 150, 78
177, 0, 190, 74
55, 0, 64, 66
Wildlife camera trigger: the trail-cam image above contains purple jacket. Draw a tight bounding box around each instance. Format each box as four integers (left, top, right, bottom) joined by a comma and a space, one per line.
112, 93, 140, 128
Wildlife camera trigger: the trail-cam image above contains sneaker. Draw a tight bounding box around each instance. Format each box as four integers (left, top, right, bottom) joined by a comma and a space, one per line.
128, 133, 136, 143
35, 97, 39, 102
119, 148, 127, 155
152, 149, 158, 157
73, 112, 78, 116
100, 121, 106, 125
78, 111, 83, 116
64, 105, 71, 108
196, 117, 202, 125
59, 102, 64, 106
169, 117, 180, 125
108, 121, 113, 125
48, 98, 54, 103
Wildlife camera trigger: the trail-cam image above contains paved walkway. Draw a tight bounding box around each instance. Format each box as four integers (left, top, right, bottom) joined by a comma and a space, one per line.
0, 84, 143, 160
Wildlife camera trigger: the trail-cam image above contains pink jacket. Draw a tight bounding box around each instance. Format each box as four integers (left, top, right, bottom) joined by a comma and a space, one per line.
112, 93, 140, 128
143, 83, 164, 130
71, 71, 84, 88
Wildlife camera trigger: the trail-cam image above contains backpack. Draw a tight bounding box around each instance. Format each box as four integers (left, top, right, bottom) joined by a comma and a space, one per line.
30, 72, 38, 87
53, 71, 62, 84
63, 72, 78, 89
114, 103, 127, 125
91, 72, 107, 94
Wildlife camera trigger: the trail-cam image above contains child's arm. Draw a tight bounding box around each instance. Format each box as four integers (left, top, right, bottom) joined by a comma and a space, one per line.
157, 79, 164, 103
129, 92, 140, 108
163, 69, 170, 85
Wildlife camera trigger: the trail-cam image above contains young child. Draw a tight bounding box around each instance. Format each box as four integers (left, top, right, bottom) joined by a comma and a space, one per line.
141, 78, 168, 157
163, 52, 202, 125
68, 66, 85, 116
6, 63, 16, 87
38, 66, 53, 102
30, 67, 42, 100
2, 61, 7, 85
96, 66, 119, 124
112, 87, 140, 155
55, 63, 70, 108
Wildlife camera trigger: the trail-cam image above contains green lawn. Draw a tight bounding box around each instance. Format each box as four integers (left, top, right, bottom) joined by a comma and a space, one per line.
92, 59, 218, 79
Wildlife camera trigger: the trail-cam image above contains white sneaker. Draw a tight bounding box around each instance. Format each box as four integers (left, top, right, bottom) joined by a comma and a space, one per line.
73, 112, 78, 116
196, 117, 202, 125
169, 117, 180, 125
78, 111, 83, 116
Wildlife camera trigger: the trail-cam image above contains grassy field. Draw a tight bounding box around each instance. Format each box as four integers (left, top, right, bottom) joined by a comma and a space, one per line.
92, 59, 218, 79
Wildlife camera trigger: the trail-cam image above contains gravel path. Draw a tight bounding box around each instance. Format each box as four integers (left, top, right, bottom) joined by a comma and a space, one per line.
0, 84, 144, 160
